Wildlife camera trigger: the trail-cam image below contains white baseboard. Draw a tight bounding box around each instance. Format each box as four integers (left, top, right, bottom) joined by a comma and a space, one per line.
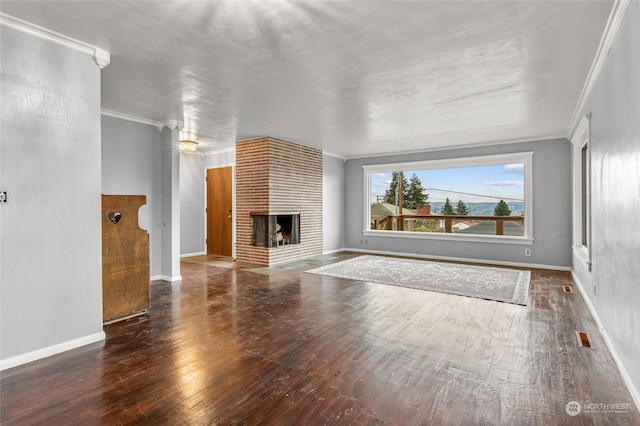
571, 271, 640, 412
343, 247, 572, 271
157, 275, 182, 282
0, 331, 105, 372
322, 248, 346, 255
151, 275, 183, 282
180, 252, 206, 258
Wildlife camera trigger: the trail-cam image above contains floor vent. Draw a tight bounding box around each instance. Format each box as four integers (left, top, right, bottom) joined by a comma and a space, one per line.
577, 331, 593, 349
563, 285, 573, 293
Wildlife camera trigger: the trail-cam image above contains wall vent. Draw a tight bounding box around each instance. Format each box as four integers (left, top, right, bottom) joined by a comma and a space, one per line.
576, 331, 593, 349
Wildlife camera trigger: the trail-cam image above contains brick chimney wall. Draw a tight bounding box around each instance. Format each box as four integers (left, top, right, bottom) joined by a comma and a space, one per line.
417, 205, 431, 215
236, 137, 323, 266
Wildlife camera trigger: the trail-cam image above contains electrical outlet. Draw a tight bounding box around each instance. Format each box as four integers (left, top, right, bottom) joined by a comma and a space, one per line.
524, 248, 532, 256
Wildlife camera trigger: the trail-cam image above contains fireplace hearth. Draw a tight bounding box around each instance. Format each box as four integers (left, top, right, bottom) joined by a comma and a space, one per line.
251, 213, 300, 248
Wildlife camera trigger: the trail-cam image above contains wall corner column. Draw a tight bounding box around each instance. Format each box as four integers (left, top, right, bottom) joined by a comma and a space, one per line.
159, 122, 182, 281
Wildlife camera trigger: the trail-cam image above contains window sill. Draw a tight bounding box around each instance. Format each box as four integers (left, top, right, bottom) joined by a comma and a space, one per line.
362, 230, 534, 245
573, 245, 591, 271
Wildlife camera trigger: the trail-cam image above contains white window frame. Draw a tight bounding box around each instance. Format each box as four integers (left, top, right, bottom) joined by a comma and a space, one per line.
363, 151, 534, 245
571, 115, 591, 270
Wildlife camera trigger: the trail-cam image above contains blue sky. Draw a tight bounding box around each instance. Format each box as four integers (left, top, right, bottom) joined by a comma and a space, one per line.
371, 164, 524, 203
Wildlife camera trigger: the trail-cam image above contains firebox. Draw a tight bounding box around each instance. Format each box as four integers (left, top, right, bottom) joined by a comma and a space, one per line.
251, 213, 300, 247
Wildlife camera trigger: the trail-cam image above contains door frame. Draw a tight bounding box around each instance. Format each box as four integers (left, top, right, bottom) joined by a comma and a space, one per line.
203, 164, 236, 259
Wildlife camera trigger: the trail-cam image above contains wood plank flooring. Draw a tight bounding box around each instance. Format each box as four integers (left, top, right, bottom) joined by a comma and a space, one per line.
1, 252, 638, 424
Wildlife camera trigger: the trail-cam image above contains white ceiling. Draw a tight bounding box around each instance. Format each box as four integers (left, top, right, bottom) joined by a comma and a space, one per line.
0, 1, 614, 158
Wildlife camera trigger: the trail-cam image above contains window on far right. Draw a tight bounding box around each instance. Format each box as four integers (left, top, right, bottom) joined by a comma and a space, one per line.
581, 143, 590, 248
572, 115, 591, 268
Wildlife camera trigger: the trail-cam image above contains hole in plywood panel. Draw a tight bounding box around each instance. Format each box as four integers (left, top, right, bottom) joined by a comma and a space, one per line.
577, 331, 593, 349
563, 285, 573, 293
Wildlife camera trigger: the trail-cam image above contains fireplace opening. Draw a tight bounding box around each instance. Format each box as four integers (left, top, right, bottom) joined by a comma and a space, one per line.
251, 213, 300, 248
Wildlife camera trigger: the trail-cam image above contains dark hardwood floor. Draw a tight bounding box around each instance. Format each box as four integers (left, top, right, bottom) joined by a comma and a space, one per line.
1, 252, 638, 424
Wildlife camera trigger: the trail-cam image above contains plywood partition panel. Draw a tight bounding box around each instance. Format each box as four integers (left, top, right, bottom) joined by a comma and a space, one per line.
102, 195, 150, 322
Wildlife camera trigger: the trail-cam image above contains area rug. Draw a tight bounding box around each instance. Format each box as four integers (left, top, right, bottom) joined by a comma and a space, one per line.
306, 255, 530, 305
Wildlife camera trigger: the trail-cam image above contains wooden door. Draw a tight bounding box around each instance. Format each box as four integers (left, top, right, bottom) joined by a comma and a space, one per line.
207, 167, 233, 257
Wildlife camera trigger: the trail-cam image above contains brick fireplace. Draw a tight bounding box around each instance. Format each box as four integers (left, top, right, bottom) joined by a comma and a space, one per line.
235, 137, 323, 266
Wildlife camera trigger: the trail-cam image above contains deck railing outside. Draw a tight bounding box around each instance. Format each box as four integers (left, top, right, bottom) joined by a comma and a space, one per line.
372, 214, 525, 236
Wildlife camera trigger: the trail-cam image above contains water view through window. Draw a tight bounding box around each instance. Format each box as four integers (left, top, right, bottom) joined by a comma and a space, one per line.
364, 153, 533, 241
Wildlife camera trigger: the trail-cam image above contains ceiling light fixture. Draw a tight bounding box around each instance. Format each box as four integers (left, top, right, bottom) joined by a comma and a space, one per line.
178, 140, 198, 153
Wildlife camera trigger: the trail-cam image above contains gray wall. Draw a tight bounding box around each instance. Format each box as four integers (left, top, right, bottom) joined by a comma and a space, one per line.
180, 153, 205, 255
323, 154, 346, 252
344, 139, 572, 267
101, 116, 162, 277
160, 127, 181, 279
0, 28, 103, 359
574, 1, 640, 399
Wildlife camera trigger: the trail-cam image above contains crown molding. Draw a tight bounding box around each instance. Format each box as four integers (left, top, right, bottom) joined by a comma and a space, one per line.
92, 48, 110, 69
570, 114, 591, 146
203, 146, 236, 156
102, 110, 186, 135
566, 0, 631, 140
101, 109, 158, 127
0, 12, 110, 69
344, 133, 565, 160
322, 150, 347, 161
156, 119, 184, 132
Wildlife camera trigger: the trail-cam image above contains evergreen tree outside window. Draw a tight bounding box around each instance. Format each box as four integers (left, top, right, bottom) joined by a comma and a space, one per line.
455, 200, 469, 215
405, 174, 428, 209
383, 172, 409, 206
442, 198, 455, 215
383, 172, 429, 209
493, 200, 512, 216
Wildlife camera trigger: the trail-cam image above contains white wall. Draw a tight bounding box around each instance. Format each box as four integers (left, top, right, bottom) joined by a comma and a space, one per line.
204, 149, 235, 169
0, 27, 104, 363
323, 154, 345, 252
101, 116, 162, 277
574, 1, 640, 404
180, 152, 205, 255
160, 127, 181, 280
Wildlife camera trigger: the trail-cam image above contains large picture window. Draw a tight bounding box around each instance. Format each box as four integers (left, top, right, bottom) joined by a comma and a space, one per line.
363, 152, 534, 244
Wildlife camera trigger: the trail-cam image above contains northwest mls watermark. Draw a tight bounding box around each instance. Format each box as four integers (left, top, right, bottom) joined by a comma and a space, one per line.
565, 400, 632, 416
